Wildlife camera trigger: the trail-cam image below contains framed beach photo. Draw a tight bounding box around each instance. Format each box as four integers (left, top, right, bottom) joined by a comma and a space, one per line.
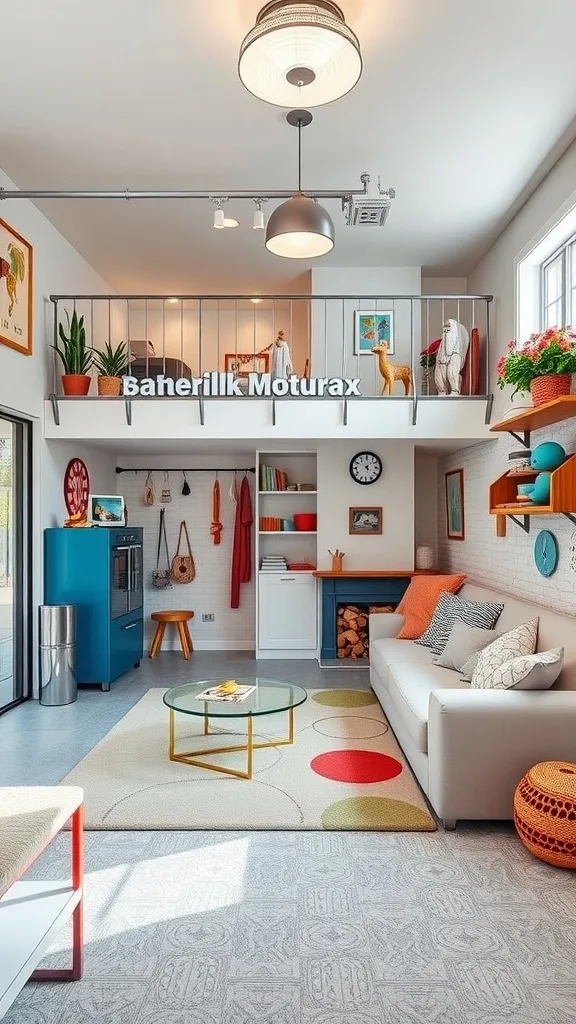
445, 469, 465, 540
225, 353, 269, 378
354, 311, 394, 356
0, 218, 33, 356
349, 506, 383, 535
89, 494, 126, 526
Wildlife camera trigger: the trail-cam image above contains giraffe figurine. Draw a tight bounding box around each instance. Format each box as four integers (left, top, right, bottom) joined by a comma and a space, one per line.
372, 343, 412, 396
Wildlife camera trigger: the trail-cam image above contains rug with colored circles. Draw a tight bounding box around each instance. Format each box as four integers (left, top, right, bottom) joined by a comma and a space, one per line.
62, 688, 436, 831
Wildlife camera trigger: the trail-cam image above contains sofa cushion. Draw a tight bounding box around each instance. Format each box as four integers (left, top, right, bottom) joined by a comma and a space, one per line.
469, 619, 539, 688
435, 621, 503, 672
395, 574, 467, 640
416, 591, 504, 655
385, 661, 470, 754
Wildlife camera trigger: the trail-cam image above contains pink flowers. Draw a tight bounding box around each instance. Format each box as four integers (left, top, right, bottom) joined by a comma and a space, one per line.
497, 325, 576, 394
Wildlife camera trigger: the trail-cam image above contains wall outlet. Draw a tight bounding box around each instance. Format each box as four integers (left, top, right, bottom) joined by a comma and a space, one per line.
202, 613, 215, 623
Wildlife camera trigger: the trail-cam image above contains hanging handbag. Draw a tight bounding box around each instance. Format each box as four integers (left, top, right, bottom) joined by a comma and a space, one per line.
171, 520, 196, 584
144, 471, 155, 506
152, 508, 172, 589
160, 471, 172, 504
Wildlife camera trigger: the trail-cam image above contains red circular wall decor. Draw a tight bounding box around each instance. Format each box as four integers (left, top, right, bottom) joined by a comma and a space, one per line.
64, 458, 90, 517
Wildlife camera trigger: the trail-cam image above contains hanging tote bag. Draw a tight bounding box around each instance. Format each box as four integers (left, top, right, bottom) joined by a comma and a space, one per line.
171, 520, 196, 584
152, 508, 172, 589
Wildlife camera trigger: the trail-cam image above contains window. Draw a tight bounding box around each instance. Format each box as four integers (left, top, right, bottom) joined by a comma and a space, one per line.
0, 413, 32, 713
540, 234, 576, 329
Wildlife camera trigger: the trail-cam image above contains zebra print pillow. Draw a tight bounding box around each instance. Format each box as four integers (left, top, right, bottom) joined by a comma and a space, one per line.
415, 591, 504, 656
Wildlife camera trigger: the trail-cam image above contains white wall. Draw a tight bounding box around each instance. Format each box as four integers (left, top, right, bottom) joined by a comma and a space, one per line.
116, 454, 255, 650
310, 267, 422, 397
317, 439, 415, 571
438, 421, 576, 615
43, 441, 118, 529
414, 451, 439, 564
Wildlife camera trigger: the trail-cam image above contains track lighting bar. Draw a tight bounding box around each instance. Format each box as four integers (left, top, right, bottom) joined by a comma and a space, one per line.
0, 179, 371, 202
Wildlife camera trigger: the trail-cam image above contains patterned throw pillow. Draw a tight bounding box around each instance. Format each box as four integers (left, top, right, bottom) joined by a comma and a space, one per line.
470, 619, 539, 689
471, 648, 564, 691
415, 592, 504, 656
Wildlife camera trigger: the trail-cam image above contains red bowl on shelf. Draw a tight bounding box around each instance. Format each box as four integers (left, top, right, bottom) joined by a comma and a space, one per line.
293, 513, 317, 532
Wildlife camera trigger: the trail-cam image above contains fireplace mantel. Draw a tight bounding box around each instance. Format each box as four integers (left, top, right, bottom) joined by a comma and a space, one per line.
313, 570, 437, 578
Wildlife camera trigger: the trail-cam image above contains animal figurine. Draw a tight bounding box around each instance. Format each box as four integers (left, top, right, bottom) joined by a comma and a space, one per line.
523, 441, 566, 505
372, 343, 412, 396
434, 319, 470, 395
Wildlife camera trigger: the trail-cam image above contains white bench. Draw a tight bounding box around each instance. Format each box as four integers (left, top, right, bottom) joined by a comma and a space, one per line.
0, 787, 84, 1019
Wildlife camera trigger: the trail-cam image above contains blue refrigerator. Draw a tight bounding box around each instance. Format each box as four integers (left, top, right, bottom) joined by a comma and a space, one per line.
44, 527, 144, 690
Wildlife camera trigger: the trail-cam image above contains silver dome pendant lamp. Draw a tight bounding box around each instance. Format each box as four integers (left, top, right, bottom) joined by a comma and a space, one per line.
265, 109, 335, 259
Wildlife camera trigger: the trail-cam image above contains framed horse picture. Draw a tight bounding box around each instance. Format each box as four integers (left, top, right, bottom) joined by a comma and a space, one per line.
0, 218, 33, 356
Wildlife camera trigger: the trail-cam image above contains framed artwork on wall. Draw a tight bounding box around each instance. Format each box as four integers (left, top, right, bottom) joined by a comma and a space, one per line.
225, 353, 270, 378
349, 506, 383, 535
445, 469, 465, 540
354, 311, 394, 356
0, 218, 33, 356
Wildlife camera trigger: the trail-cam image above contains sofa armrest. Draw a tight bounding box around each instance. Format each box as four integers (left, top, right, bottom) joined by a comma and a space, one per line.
427, 688, 576, 823
369, 613, 404, 641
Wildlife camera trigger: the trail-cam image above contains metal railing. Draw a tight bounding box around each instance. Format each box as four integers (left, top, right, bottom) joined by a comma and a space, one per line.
48, 293, 493, 422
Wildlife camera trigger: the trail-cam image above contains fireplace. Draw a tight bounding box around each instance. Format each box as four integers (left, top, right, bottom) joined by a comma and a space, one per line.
319, 575, 412, 662
337, 604, 394, 659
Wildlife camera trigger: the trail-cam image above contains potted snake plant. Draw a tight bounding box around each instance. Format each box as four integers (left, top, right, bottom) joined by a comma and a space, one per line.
52, 310, 93, 395
92, 340, 128, 396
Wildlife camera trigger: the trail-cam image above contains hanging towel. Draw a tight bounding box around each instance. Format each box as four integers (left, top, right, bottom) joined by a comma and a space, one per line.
230, 475, 253, 609
211, 479, 222, 545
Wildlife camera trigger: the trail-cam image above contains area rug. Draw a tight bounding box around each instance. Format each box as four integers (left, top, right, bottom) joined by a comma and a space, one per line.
61, 688, 436, 831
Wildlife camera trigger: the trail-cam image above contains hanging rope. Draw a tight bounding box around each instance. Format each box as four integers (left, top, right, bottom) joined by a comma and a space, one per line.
211, 478, 222, 545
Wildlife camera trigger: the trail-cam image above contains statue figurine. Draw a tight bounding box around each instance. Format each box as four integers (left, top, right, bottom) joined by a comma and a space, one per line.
372, 342, 412, 395
271, 329, 292, 380
434, 319, 470, 395
523, 441, 566, 505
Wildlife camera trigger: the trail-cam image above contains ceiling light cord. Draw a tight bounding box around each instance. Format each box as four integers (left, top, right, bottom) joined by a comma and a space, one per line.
298, 119, 302, 193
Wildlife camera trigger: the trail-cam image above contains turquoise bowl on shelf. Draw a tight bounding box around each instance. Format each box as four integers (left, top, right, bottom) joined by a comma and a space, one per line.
282, 518, 295, 531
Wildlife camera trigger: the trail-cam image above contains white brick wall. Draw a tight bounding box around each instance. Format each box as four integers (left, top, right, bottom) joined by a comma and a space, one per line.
438, 421, 576, 615
118, 461, 255, 651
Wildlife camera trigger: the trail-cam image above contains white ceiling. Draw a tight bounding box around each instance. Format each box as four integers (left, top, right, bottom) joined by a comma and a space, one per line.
3, 0, 576, 293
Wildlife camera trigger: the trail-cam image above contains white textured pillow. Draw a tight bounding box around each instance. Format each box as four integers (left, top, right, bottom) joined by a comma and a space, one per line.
472, 647, 563, 691
470, 619, 539, 690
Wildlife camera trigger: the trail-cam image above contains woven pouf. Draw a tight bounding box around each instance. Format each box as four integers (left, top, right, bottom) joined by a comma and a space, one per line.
514, 761, 576, 869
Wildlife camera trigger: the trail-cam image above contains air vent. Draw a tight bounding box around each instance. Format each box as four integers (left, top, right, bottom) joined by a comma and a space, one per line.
345, 181, 396, 228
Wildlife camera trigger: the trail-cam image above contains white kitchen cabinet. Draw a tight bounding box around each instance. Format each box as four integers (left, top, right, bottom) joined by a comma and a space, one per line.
258, 573, 317, 652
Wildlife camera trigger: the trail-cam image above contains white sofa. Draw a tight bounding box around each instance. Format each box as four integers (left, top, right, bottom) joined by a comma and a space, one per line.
369, 582, 576, 829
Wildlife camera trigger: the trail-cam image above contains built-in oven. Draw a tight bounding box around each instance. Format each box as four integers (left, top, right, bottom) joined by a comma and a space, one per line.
111, 533, 143, 619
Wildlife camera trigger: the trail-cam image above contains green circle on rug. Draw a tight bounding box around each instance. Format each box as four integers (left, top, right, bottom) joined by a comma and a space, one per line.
321, 796, 435, 831
312, 689, 378, 707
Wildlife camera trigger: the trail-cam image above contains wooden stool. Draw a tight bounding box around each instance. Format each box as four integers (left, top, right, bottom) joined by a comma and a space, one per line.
149, 611, 194, 661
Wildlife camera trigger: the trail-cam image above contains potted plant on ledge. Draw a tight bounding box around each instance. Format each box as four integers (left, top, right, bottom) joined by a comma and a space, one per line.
497, 327, 576, 406
52, 310, 93, 396
92, 340, 128, 396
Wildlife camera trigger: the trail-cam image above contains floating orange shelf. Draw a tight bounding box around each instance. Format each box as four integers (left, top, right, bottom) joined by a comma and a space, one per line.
490, 395, 576, 436
489, 452, 576, 536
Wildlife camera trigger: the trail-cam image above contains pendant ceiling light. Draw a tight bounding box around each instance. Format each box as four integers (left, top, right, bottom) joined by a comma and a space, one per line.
265, 110, 334, 259
239, 1, 362, 108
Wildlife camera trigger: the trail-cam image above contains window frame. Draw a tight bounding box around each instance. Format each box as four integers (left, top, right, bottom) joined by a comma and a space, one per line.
540, 231, 576, 329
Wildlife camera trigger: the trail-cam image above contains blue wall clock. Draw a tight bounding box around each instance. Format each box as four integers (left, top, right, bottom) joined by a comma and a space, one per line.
534, 530, 559, 577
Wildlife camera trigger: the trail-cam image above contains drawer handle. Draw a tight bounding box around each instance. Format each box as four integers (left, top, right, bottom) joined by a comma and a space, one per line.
122, 621, 139, 630
280, 577, 296, 581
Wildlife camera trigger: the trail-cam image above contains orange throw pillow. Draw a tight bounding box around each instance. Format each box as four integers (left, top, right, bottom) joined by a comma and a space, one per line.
395, 574, 467, 640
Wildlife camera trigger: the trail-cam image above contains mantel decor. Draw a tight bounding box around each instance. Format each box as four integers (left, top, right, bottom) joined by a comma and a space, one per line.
0, 217, 33, 356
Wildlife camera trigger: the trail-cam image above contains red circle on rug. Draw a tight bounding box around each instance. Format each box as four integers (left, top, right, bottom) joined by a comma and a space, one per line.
310, 750, 403, 784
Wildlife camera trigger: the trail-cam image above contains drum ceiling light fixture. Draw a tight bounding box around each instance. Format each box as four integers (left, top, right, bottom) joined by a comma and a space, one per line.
239, 1, 362, 108
265, 109, 334, 259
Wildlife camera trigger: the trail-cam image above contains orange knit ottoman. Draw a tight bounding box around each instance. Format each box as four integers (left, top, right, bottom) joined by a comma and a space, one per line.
514, 761, 576, 869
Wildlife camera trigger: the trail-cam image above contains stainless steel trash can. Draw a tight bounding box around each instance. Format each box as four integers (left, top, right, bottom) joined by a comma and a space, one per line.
39, 605, 77, 706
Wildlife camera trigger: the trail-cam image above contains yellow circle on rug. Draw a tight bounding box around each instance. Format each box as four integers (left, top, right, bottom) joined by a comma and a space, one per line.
312, 689, 378, 708
514, 760, 576, 869
321, 796, 436, 831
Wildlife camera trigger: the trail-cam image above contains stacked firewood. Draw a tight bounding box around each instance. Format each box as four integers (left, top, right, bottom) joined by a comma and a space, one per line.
337, 604, 394, 659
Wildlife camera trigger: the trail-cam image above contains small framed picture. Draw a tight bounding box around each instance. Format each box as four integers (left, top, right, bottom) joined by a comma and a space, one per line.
349, 506, 383, 535
0, 217, 33, 356
445, 469, 465, 540
89, 494, 125, 526
354, 311, 394, 356
225, 353, 270, 378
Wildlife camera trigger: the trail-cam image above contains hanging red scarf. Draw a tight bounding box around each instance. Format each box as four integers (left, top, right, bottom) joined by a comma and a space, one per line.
230, 475, 253, 609
210, 479, 222, 545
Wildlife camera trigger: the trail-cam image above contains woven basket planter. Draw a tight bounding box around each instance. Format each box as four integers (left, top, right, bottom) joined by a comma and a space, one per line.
514, 760, 576, 869
530, 373, 571, 407
97, 375, 122, 396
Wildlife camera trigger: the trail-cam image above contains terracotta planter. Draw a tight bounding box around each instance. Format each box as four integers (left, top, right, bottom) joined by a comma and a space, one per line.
97, 375, 122, 396
62, 374, 91, 396
530, 374, 572, 407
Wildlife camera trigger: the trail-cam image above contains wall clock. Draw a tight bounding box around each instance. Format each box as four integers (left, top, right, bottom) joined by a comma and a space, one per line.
349, 451, 383, 485
64, 458, 90, 518
534, 530, 558, 577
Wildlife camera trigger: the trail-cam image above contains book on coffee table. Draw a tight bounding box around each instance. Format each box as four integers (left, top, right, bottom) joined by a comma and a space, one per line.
195, 685, 256, 702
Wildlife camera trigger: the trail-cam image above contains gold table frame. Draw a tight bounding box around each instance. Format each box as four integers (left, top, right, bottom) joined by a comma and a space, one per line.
168, 701, 295, 780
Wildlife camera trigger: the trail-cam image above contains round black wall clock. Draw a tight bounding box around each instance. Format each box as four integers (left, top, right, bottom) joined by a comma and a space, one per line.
349, 451, 383, 485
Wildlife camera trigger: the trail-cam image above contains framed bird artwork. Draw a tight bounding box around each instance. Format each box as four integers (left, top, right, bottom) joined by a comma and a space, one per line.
0, 218, 33, 356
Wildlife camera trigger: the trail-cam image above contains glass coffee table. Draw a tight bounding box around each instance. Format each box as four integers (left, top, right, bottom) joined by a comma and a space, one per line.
163, 677, 307, 780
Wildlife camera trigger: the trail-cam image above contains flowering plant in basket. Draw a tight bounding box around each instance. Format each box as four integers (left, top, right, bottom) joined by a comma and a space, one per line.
497, 327, 576, 403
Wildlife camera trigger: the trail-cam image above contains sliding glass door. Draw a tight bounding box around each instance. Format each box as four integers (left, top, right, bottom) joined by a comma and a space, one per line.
0, 413, 31, 712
